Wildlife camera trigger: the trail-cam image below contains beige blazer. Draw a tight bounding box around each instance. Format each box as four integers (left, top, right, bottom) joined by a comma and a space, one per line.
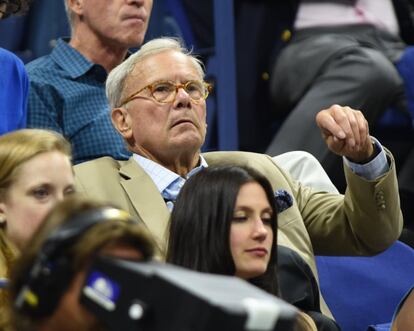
74, 150, 403, 317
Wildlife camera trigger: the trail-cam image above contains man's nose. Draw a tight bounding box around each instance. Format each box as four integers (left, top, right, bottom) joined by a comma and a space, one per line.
173, 87, 192, 108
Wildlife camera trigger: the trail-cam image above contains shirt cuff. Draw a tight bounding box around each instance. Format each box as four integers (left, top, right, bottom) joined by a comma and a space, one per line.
343, 137, 389, 180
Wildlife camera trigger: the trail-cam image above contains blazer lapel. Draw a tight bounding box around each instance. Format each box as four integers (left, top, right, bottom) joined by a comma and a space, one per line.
119, 158, 170, 252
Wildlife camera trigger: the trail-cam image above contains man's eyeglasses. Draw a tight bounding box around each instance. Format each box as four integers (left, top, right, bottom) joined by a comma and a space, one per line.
120, 80, 212, 107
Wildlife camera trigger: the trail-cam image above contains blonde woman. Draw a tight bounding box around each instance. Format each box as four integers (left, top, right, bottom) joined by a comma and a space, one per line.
0, 129, 75, 314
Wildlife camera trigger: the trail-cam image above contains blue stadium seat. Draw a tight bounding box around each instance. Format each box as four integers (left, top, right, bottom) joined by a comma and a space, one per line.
0, 15, 25, 50
0, 15, 32, 62
23, 0, 70, 59
375, 45, 414, 138
145, 0, 185, 43
163, 0, 239, 151
316, 241, 414, 331
395, 46, 414, 128
0, 0, 69, 63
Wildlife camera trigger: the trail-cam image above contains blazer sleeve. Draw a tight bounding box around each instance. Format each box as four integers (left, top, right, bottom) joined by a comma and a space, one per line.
296, 148, 403, 256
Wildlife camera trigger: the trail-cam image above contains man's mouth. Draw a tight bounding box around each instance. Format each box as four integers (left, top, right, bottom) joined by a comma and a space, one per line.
123, 14, 146, 24
171, 119, 195, 128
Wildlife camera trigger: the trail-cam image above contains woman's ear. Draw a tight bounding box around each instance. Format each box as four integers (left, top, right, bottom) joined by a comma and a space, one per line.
111, 107, 133, 140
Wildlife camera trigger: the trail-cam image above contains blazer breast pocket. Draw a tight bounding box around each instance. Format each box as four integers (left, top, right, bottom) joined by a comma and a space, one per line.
277, 208, 298, 228
274, 189, 297, 228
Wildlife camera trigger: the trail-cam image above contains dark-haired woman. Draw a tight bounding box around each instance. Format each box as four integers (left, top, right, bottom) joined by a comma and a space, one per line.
167, 165, 316, 330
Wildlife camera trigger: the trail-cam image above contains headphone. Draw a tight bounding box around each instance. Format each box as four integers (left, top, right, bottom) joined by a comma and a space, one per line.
14, 207, 136, 317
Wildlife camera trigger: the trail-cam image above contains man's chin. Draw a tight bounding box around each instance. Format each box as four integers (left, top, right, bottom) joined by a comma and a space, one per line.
121, 33, 146, 49
169, 135, 204, 153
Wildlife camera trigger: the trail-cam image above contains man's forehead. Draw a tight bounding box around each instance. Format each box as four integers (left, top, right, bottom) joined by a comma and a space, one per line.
125, 51, 200, 88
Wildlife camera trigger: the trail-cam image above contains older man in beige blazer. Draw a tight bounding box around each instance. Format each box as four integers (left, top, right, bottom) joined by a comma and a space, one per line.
74, 37, 403, 319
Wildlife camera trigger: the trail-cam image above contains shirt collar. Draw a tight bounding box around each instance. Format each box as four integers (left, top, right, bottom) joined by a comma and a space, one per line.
51, 38, 105, 80
133, 154, 208, 194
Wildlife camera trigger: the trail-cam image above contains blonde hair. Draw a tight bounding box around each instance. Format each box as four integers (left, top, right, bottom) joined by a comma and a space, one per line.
0, 231, 18, 329
0, 129, 71, 200
295, 312, 318, 331
0, 129, 71, 326
106, 37, 205, 108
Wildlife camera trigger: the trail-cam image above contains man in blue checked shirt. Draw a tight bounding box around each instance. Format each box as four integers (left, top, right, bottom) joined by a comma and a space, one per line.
26, 0, 153, 164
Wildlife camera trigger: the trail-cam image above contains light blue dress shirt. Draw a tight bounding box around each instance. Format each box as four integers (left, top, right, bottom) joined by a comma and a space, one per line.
344, 137, 389, 180
133, 154, 208, 211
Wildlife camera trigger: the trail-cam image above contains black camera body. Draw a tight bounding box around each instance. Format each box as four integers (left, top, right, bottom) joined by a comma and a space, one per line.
81, 256, 298, 331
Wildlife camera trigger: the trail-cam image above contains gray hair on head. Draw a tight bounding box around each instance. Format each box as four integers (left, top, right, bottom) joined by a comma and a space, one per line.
64, 0, 75, 30
106, 37, 205, 109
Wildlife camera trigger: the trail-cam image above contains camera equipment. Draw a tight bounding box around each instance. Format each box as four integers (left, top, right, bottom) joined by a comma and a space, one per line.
14, 207, 135, 316
81, 256, 298, 331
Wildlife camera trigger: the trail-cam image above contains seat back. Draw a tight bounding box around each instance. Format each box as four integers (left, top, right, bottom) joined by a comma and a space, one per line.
164, 0, 239, 151
0, 0, 69, 63
0, 15, 32, 62
376, 46, 414, 131
395, 46, 414, 127
316, 241, 414, 331
24, 0, 70, 59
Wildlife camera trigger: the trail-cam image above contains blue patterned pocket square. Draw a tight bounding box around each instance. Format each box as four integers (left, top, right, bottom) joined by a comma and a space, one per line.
274, 189, 293, 213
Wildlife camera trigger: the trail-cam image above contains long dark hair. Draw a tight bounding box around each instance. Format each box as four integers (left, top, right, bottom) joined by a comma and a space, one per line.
167, 165, 279, 295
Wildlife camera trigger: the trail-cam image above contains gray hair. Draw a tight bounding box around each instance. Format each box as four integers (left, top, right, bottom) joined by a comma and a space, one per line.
106, 37, 205, 109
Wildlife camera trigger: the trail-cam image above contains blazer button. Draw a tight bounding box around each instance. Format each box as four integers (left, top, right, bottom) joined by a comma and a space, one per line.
262, 72, 270, 81
281, 29, 292, 42
375, 191, 384, 200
